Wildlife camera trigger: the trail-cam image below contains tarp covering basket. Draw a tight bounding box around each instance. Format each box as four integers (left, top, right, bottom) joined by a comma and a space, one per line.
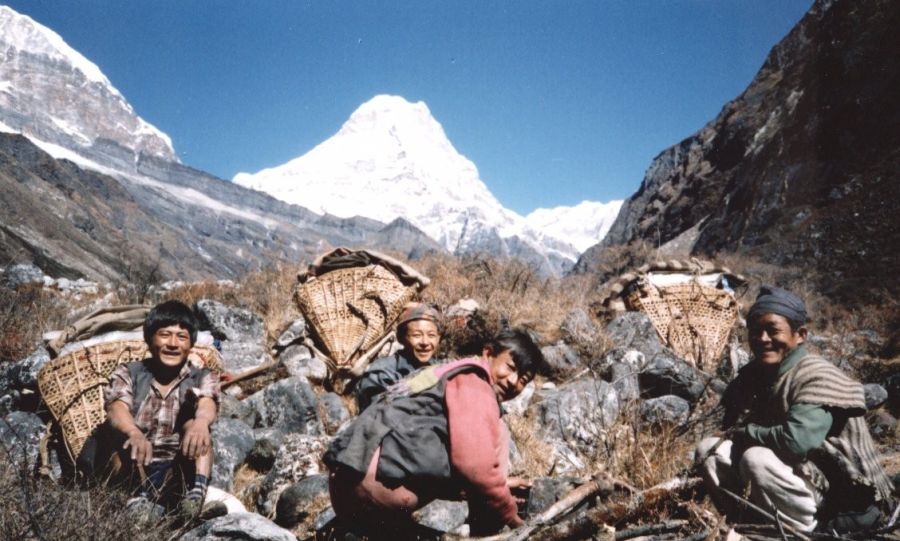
602, 259, 745, 371
37, 339, 224, 461
294, 248, 430, 378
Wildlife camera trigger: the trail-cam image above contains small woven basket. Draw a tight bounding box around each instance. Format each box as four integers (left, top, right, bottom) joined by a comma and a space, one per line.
295, 264, 418, 377
625, 280, 738, 371
37, 339, 224, 461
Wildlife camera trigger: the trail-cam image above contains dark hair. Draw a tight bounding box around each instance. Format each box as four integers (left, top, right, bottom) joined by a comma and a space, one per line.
485, 327, 543, 376
143, 300, 199, 345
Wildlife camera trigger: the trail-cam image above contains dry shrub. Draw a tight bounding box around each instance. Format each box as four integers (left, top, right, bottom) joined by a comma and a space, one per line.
232, 462, 265, 512
416, 254, 598, 344
603, 417, 696, 490
0, 285, 69, 365
0, 459, 174, 540
506, 412, 553, 478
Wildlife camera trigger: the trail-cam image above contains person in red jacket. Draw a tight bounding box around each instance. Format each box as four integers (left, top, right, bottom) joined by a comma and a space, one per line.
324, 327, 543, 536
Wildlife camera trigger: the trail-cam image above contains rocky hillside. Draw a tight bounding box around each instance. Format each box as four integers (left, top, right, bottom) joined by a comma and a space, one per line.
0, 133, 442, 282
578, 0, 900, 304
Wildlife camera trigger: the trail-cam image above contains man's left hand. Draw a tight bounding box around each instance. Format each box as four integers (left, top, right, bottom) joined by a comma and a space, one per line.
181, 419, 211, 460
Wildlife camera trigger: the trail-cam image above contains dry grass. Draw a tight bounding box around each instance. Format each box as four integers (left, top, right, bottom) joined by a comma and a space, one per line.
506, 412, 554, 478
0, 285, 70, 365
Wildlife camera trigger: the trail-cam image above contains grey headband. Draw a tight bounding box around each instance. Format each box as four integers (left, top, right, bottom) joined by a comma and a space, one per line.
747, 285, 807, 326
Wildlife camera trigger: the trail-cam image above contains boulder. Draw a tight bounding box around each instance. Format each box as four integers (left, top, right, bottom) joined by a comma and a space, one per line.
640, 395, 691, 426
869, 410, 897, 439
246, 376, 324, 435
319, 392, 350, 435
559, 308, 602, 349
194, 299, 270, 373
607, 358, 641, 402
532, 378, 619, 456
218, 394, 256, 426
639, 349, 707, 402
211, 418, 255, 491
274, 473, 330, 528
247, 429, 286, 472
257, 433, 330, 516
540, 341, 583, 380
179, 512, 297, 541
1, 345, 51, 394
604, 312, 666, 358
274, 318, 306, 350
280, 345, 328, 383
0, 411, 44, 470
1, 263, 43, 288
864, 383, 889, 410
412, 500, 468, 532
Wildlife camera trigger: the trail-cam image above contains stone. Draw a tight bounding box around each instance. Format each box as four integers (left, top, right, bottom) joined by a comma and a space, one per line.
195, 299, 266, 343
0, 411, 44, 469
211, 418, 255, 491
525, 476, 581, 517
218, 394, 256, 426
257, 433, 330, 516
274, 318, 306, 350
1, 345, 51, 393
280, 344, 328, 383
540, 341, 583, 380
869, 410, 897, 439
1, 263, 43, 288
639, 349, 707, 402
247, 430, 284, 472
607, 360, 640, 402
559, 308, 601, 348
412, 500, 468, 532
246, 376, 324, 435
640, 395, 691, 426
532, 378, 619, 456
604, 312, 666, 358
312, 506, 336, 532
503, 381, 535, 416
179, 512, 297, 541
864, 383, 888, 410
319, 392, 350, 435
274, 473, 330, 528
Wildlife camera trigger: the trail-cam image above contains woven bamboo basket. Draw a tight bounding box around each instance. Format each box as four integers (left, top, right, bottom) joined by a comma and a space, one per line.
295, 264, 418, 377
625, 280, 738, 371
36, 339, 224, 461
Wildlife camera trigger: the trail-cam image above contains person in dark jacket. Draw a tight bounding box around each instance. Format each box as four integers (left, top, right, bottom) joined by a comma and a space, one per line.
326, 328, 543, 536
695, 286, 894, 533
355, 302, 443, 411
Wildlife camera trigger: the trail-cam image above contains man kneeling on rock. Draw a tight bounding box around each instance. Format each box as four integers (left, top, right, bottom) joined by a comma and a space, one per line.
102, 300, 222, 521
695, 286, 895, 533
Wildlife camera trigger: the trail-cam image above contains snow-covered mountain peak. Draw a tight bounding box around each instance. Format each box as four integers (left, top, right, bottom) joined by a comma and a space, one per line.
0, 6, 114, 90
525, 200, 624, 253
0, 5, 177, 164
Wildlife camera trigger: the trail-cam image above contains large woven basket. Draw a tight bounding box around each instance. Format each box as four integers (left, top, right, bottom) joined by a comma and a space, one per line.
37, 339, 224, 461
625, 280, 738, 371
295, 264, 419, 377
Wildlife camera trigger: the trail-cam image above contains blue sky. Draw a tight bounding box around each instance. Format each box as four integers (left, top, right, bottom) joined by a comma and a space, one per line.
6, 1, 811, 215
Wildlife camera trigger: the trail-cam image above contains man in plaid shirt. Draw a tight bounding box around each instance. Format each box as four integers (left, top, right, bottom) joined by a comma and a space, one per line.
103, 300, 220, 521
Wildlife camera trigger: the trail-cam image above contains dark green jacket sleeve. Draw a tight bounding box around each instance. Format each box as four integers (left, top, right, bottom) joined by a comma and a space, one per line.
745, 402, 833, 459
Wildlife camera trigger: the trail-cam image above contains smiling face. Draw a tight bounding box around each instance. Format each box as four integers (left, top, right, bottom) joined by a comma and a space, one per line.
149, 323, 193, 368
485, 347, 533, 402
748, 313, 807, 366
400, 319, 441, 365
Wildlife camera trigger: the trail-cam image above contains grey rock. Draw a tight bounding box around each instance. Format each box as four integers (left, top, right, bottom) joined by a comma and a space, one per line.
246, 376, 323, 435
1, 263, 44, 288
258, 434, 330, 516
869, 410, 897, 438
221, 342, 273, 374
540, 341, 583, 380
312, 506, 336, 532
604, 313, 665, 358
211, 418, 255, 491
640, 395, 691, 426
195, 299, 266, 343
275, 318, 307, 350
526, 477, 580, 517
864, 383, 889, 410
532, 378, 619, 454
248, 428, 287, 473
559, 308, 601, 347
179, 512, 297, 541
0, 411, 44, 469
280, 345, 328, 383
319, 393, 350, 435
412, 500, 468, 532
639, 349, 707, 402
275, 473, 330, 528
218, 394, 256, 426
608, 360, 640, 402
1, 345, 51, 393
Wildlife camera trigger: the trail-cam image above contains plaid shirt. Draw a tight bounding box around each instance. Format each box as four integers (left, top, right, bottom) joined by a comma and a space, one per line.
104, 361, 219, 461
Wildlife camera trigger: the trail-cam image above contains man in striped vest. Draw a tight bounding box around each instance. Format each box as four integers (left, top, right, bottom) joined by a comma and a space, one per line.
695, 286, 895, 533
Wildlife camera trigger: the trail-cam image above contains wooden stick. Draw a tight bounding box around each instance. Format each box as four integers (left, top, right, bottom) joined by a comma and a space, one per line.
613, 519, 687, 540
220, 359, 280, 389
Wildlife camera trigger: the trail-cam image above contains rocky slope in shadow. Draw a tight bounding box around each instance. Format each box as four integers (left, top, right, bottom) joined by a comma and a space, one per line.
576, 0, 900, 304
0, 133, 443, 283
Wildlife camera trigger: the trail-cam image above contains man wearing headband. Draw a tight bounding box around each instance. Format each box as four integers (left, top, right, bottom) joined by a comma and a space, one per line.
355, 302, 443, 410
695, 286, 894, 533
